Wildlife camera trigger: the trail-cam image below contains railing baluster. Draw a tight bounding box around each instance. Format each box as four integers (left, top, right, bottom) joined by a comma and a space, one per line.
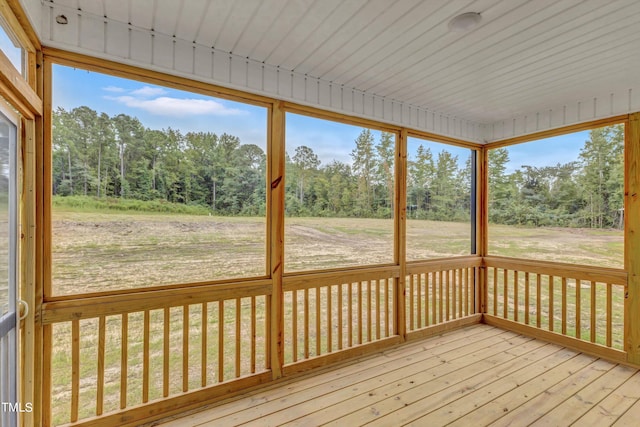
466, 268, 471, 316
71, 320, 80, 422
97, 317, 105, 416
503, 269, 508, 319
607, 283, 613, 347
338, 284, 343, 350
121, 314, 128, 409
562, 278, 567, 335
576, 280, 582, 340
292, 290, 297, 362
375, 279, 381, 339
454, 268, 464, 318
536, 274, 542, 328
513, 271, 519, 322
235, 298, 241, 378
451, 270, 457, 320
327, 285, 333, 353
304, 288, 309, 359
431, 272, 436, 325
218, 301, 224, 383
524, 272, 530, 325
425, 274, 430, 325
367, 281, 372, 343
201, 303, 207, 387
549, 276, 554, 332
348, 283, 353, 348
358, 281, 363, 344
439, 271, 444, 323
143, 311, 150, 403
163, 307, 169, 396
251, 296, 256, 373
416, 274, 422, 329
409, 274, 414, 330
493, 268, 498, 316
316, 287, 321, 355
385, 278, 390, 337
444, 270, 451, 321
183, 305, 189, 391
590, 281, 596, 343
265, 295, 271, 370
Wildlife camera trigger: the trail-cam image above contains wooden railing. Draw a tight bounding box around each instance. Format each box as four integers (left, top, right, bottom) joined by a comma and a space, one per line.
41, 280, 272, 427
405, 256, 482, 338
40, 255, 630, 426
483, 256, 627, 361
282, 266, 401, 373
40, 259, 487, 425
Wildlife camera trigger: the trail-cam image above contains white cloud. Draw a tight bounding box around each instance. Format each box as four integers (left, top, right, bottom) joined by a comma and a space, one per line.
103, 86, 126, 93
130, 86, 167, 97
106, 95, 248, 117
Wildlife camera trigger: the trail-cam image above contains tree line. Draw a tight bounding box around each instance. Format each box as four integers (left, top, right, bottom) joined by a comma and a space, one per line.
52, 106, 623, 228
489, 125, 624, 229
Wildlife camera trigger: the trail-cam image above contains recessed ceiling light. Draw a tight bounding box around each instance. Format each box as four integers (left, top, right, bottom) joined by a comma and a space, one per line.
448, 12, 482, 32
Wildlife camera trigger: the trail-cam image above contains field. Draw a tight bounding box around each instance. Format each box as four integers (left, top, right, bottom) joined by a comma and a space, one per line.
48, 210, 625, 424
52, 210, 624, 295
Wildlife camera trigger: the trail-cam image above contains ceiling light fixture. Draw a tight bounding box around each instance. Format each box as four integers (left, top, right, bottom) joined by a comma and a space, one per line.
448, 12, 481, 32
55, 15, 68, 25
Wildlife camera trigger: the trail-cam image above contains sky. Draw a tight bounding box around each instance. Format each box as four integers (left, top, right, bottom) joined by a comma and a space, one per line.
0, 26, 22, 73
52, 64, 591, 171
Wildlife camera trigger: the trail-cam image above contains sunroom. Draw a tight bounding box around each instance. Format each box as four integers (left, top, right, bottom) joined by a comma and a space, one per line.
1, 0, 640, 426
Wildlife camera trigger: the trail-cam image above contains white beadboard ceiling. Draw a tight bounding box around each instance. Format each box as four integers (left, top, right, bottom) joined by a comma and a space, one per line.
18, 0, 640, 142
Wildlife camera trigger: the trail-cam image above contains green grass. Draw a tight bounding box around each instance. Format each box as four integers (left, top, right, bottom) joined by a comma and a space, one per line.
53, 195, 212, 215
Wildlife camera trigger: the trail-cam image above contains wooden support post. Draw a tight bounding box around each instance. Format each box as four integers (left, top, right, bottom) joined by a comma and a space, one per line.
395, 129, 407, 339
40, 55, 52, 427
268, 101, 285, 378
19, 116, 36, 427
478, 146, 489, 315
625, 113, 640, 364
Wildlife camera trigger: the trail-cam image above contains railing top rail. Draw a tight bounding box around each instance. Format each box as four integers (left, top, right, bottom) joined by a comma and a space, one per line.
283, 265, 400, 291
41, 279, 272, 324
484, 256, 627, 285
406, 255, 482, 274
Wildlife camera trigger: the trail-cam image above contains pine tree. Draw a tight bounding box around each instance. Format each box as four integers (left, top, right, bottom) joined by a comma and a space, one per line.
407, 144, 434, 218
292, 145, 320, 206
376, 132, 395, 213
351, 129, 376, 216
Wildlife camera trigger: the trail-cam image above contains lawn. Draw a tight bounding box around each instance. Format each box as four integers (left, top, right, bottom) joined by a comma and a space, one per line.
52, 212, 624, 295
48, 210, 625, 424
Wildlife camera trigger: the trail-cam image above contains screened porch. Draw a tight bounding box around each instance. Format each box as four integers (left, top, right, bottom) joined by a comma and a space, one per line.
1, 1, 640, 426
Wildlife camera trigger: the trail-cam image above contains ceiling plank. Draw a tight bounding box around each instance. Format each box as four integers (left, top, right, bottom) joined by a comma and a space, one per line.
227, 0, 289, 58
129, 0, 154, 29
102, 0, 129, 25
416, 5, 640, 113
397, 0, 632, 106
212, 1, 263, 53
263, 0, 344, 66
352, 0, 535, 92
277, 0, 369, 71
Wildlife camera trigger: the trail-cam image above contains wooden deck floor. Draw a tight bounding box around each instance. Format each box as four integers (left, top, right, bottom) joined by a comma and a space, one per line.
155, 324, 640, 427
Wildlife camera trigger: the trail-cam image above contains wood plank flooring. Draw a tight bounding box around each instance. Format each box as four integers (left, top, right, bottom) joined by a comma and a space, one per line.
154, 324, 640, 426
